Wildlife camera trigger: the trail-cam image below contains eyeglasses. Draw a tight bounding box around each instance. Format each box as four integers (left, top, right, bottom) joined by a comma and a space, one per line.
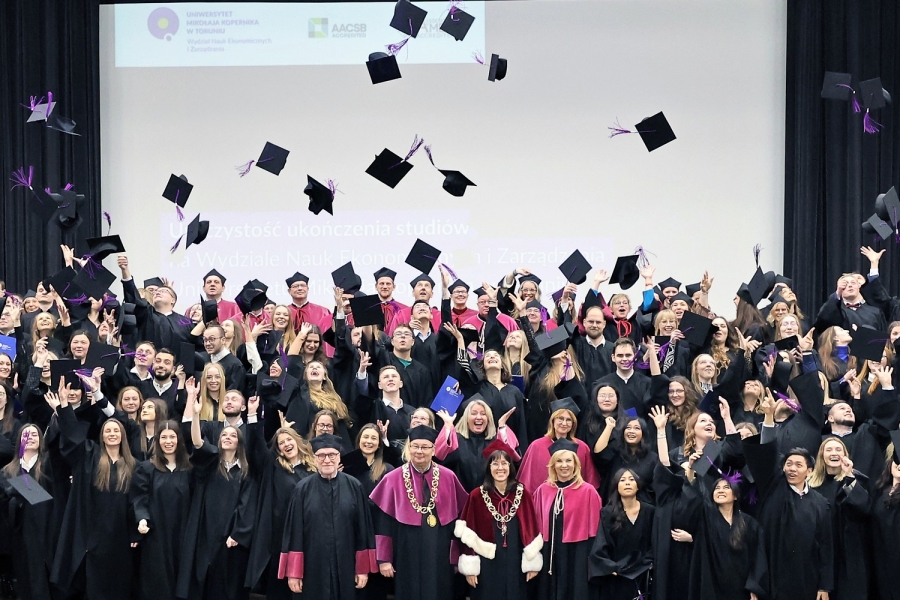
393, 332, 413, 340
668, 389, 685, 396
597, 393, 617, 400
203, 337, 220, 343
316, 423, 335, 431
290, 283, 307, 290
611, 300, 630, 307
316, 452, 340, 461
555, 418, 574, 424
408, 444, 434, 452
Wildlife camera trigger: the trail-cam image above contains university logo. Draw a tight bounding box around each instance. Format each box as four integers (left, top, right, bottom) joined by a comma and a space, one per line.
308, 18, 328, 38
147, 7, 179, 41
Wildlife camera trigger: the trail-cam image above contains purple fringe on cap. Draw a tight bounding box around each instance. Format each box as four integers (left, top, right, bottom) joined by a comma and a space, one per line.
44, 187, 52, 194
633, 246, 654, 269
607, 119, 634, 138
835, 84, 862, 113
472, 51, 484, 65
326, 179, 341, 200
170, 235, 184, 254
441, 263, 458, 280
424, 145, 436, 167
82, 256, 101, 279
863, 110, 882, 134
449, 0, 463, 18
386, 37, 409, 56
176, 205, 184, 221
236, 160, 254, 177
774, 390, 800, 413
404, 135, 425, 161
100, 350, 122, 359
63, 183, 73, 191
46, 92, 54, 116
103, 211, 112, 232
747, 487, 758, 505
177, 315, 192, 326
753, 243, 762, 267
10, 166, 33, 190
26, 95, 45, 111
65, 294, 87, 304
74, 368, 94, 378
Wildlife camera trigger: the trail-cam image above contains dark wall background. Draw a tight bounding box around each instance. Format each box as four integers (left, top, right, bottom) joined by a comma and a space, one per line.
2, 0, 900, 317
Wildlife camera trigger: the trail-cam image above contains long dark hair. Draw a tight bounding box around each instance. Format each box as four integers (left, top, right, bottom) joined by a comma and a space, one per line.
876, 452, 900, 508
730, 300, 767, 335
150, 420, 192, 472
2, 425, 45, 484
606, 468, 641, 532
613, 417, 651, 460
584, 382, 624, 434
713, 477, 748, 550
0, 382, 15, 435
95, 418, 136, 492
482, 449, 519, 495
218, 426, 248, 480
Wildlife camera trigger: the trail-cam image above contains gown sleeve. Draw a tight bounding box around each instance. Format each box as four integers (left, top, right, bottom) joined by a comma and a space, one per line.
278, 487, 306, 579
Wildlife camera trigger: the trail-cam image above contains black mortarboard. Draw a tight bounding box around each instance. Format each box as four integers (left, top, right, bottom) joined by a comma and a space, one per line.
550, 397, 580, 416
405, 239, 440, 274
390, 0, 427, 37
348, 294, 385, 328
774, 275, 793, 289
186, 214, 209, 248
875, 187, 900, 229
410, 273, 435, 288
49, 359, 80, 389
255, 142, 289, 176
635, 112, 676, 152
43, 267, 76, 296
488, 53, 507, 82
698, 391, 722, 419
821, 71, 854, 100
85, 342, 119, 372
449, 279, 470, 292
774, 335, 799, 351
201, 299, 219, 324
332, 262, 357, 289
669, 292, 693, 307
526, 299, 542, 310
537, 324, 572, 357
849, 327, 890, 362
72, 265, 115, 301
54, 190, 84, 230
685, 282, 702, 297
519, 273, 542, 286
658, 277, 681, 292
891, 429, 900, 463
692, 439, 723, 477
440, 8, 474, 41
859, 77, 891, 110
459, 326, 481, 348
249, 278, 268, 293
473, 287, 487, 298
311, 433, 344, 454
863, 215, 893, 241
7, 475, 53, 505
737, 267, 768, 306
609, 255, 640, 290
374, 267, 397, 282
179, 342, 196, 377
678, 311, 714, 347
366, 149, 413, 188
548, 437, 579, 456
439, 170, 476, 196
235, 288, 267, 315
408, 424, 438, 443
286, 272, 309, 287
162, 174, 192, 208
305, 176, 335, 215
366, 52, 402, 85
29, 188, 60, 221
143, 277, 164, 288
559, 250, 592, 285
85, 235, 125, 262
46, 110, 79, 135
203, 269, 226, 285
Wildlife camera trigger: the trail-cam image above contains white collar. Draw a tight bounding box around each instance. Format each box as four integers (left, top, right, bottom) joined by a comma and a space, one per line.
210, 348, 230, 362
20, 454, 38, 471
617, 371, 633, 383
223, 458, 242, 471
790, 481, 810, 496
130, 366, 151, 380
153, 379, 173, 393
382, 397, 403, 410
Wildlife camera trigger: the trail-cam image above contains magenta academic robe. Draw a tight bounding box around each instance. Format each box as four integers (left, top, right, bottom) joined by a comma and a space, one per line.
289, 301, 335, 357
518, 436, 600, 494
386, 306, 442, 336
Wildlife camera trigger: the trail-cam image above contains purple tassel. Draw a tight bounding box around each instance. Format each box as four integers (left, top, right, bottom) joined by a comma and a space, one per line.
44, 187, 52, 194
747, 487, 758, 505
633, 246, 654, 268
608, 118, 634, 138
723, 468, 743, 486
472, 51, 484, 65
82, 255, 101, 279
449, 0, 462, 18
236, 160, 254, 176
170, 234, 184, 254
774, 390, 800, 413
63, 183, 73, 191
10, 166, 34, 190
539, 307, 549, 327
326, 179, 342, 200
441, 263, 458, 280
386, 37, 409, 56
177, 316, 192, 327
46, 92, 54, 117
836, 84, 862, 113
404, 135, 425, 161
176, 205, 184, 221
103, 211, 112, 233
100, 350, 122, 359
424, 144, 436, 167
25, 95, 45, 111
74, 368, 93, 378
864, 110, 882, 134
753, 243, 762, 268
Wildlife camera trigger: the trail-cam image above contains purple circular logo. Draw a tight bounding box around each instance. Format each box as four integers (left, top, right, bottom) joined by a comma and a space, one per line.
147, 7, 179, 41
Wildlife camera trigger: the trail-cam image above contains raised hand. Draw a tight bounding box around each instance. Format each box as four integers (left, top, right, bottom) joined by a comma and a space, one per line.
649, 405, 668, 430
247, 395, 260, 417
437, 409, 455, 429
798, 327, 816, 351
507, 293, 527, 314
357, 350, 371, 374
701, 270, 714, 293
497, 406, 517, 429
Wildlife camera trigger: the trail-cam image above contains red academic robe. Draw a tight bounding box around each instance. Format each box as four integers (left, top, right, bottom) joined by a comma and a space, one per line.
461, 313, 521, 333
386, 306, 442, 336
517, 436, 600, 494
450, 306, 478, 328
532, 481, 602, 544
215, 299, 243, 323
289, 301, 334, 357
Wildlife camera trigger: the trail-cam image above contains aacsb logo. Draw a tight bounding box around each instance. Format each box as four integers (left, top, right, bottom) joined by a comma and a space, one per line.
148, 7, 179, 41
308, 18, 328, 38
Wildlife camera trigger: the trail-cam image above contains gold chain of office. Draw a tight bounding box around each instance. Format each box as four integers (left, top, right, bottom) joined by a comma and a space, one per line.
403, 463, 440, 527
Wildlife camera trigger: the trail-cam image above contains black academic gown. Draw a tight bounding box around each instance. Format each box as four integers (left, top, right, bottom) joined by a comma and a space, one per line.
244, 420, 314, 599
813, 473, 871, 600
687, 486, 769, 600
439, 431, 492, 492
279, 472, 376, 600
126, 279, 192, 351
870, 489, 900, 600
569, 334, 615, 389
51, 405, 135, 600
457, 377, 528, 449
743, 436, 833, 600
588, 503, 655, 600
130, 460, 192, 600
373, 348, 434, 409
650, 462, 701, 600
176, 442, 257, 600
593, 445, 658, 505
593, 372, 652, 420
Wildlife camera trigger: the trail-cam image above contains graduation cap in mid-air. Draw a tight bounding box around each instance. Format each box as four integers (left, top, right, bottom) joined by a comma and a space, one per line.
162, 174, 192, 221
390, 0, 427, 37
405, 238, 440, 274
609, 255, 640, 290
237, 142, 289, 177
439, 170, 476, 197
559, 250, 592, 285
440, 7, 475, 41
366, 52, 402, 85
609, 112, 677, 152
304, 176, 336, 215
488, 53, 507, 82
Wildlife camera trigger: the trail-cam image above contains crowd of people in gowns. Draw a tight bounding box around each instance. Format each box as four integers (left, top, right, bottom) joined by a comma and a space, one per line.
2, 241, 900, 600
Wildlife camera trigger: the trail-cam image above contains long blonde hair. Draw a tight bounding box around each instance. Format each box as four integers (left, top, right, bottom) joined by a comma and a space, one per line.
357, 423, 388, 482
305, 363, 350, 422
30, 312, 58, 348
454, 399, 497, 440
690, 354, 720, 389
199, 362, 227, 422
272, 305, 297, 348
272, 427, 315, 474
501, 330, 531, 384
547, 449, 584, 487
809, 437, 849, 488
682, 412, 720, 458
537, 348, 584, 398
545, 408, 578, 441
95, 419, 136, 492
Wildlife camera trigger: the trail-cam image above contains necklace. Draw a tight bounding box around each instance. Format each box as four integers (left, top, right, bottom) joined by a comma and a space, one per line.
403, 463, 440, 527
480, 484, 524, 547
